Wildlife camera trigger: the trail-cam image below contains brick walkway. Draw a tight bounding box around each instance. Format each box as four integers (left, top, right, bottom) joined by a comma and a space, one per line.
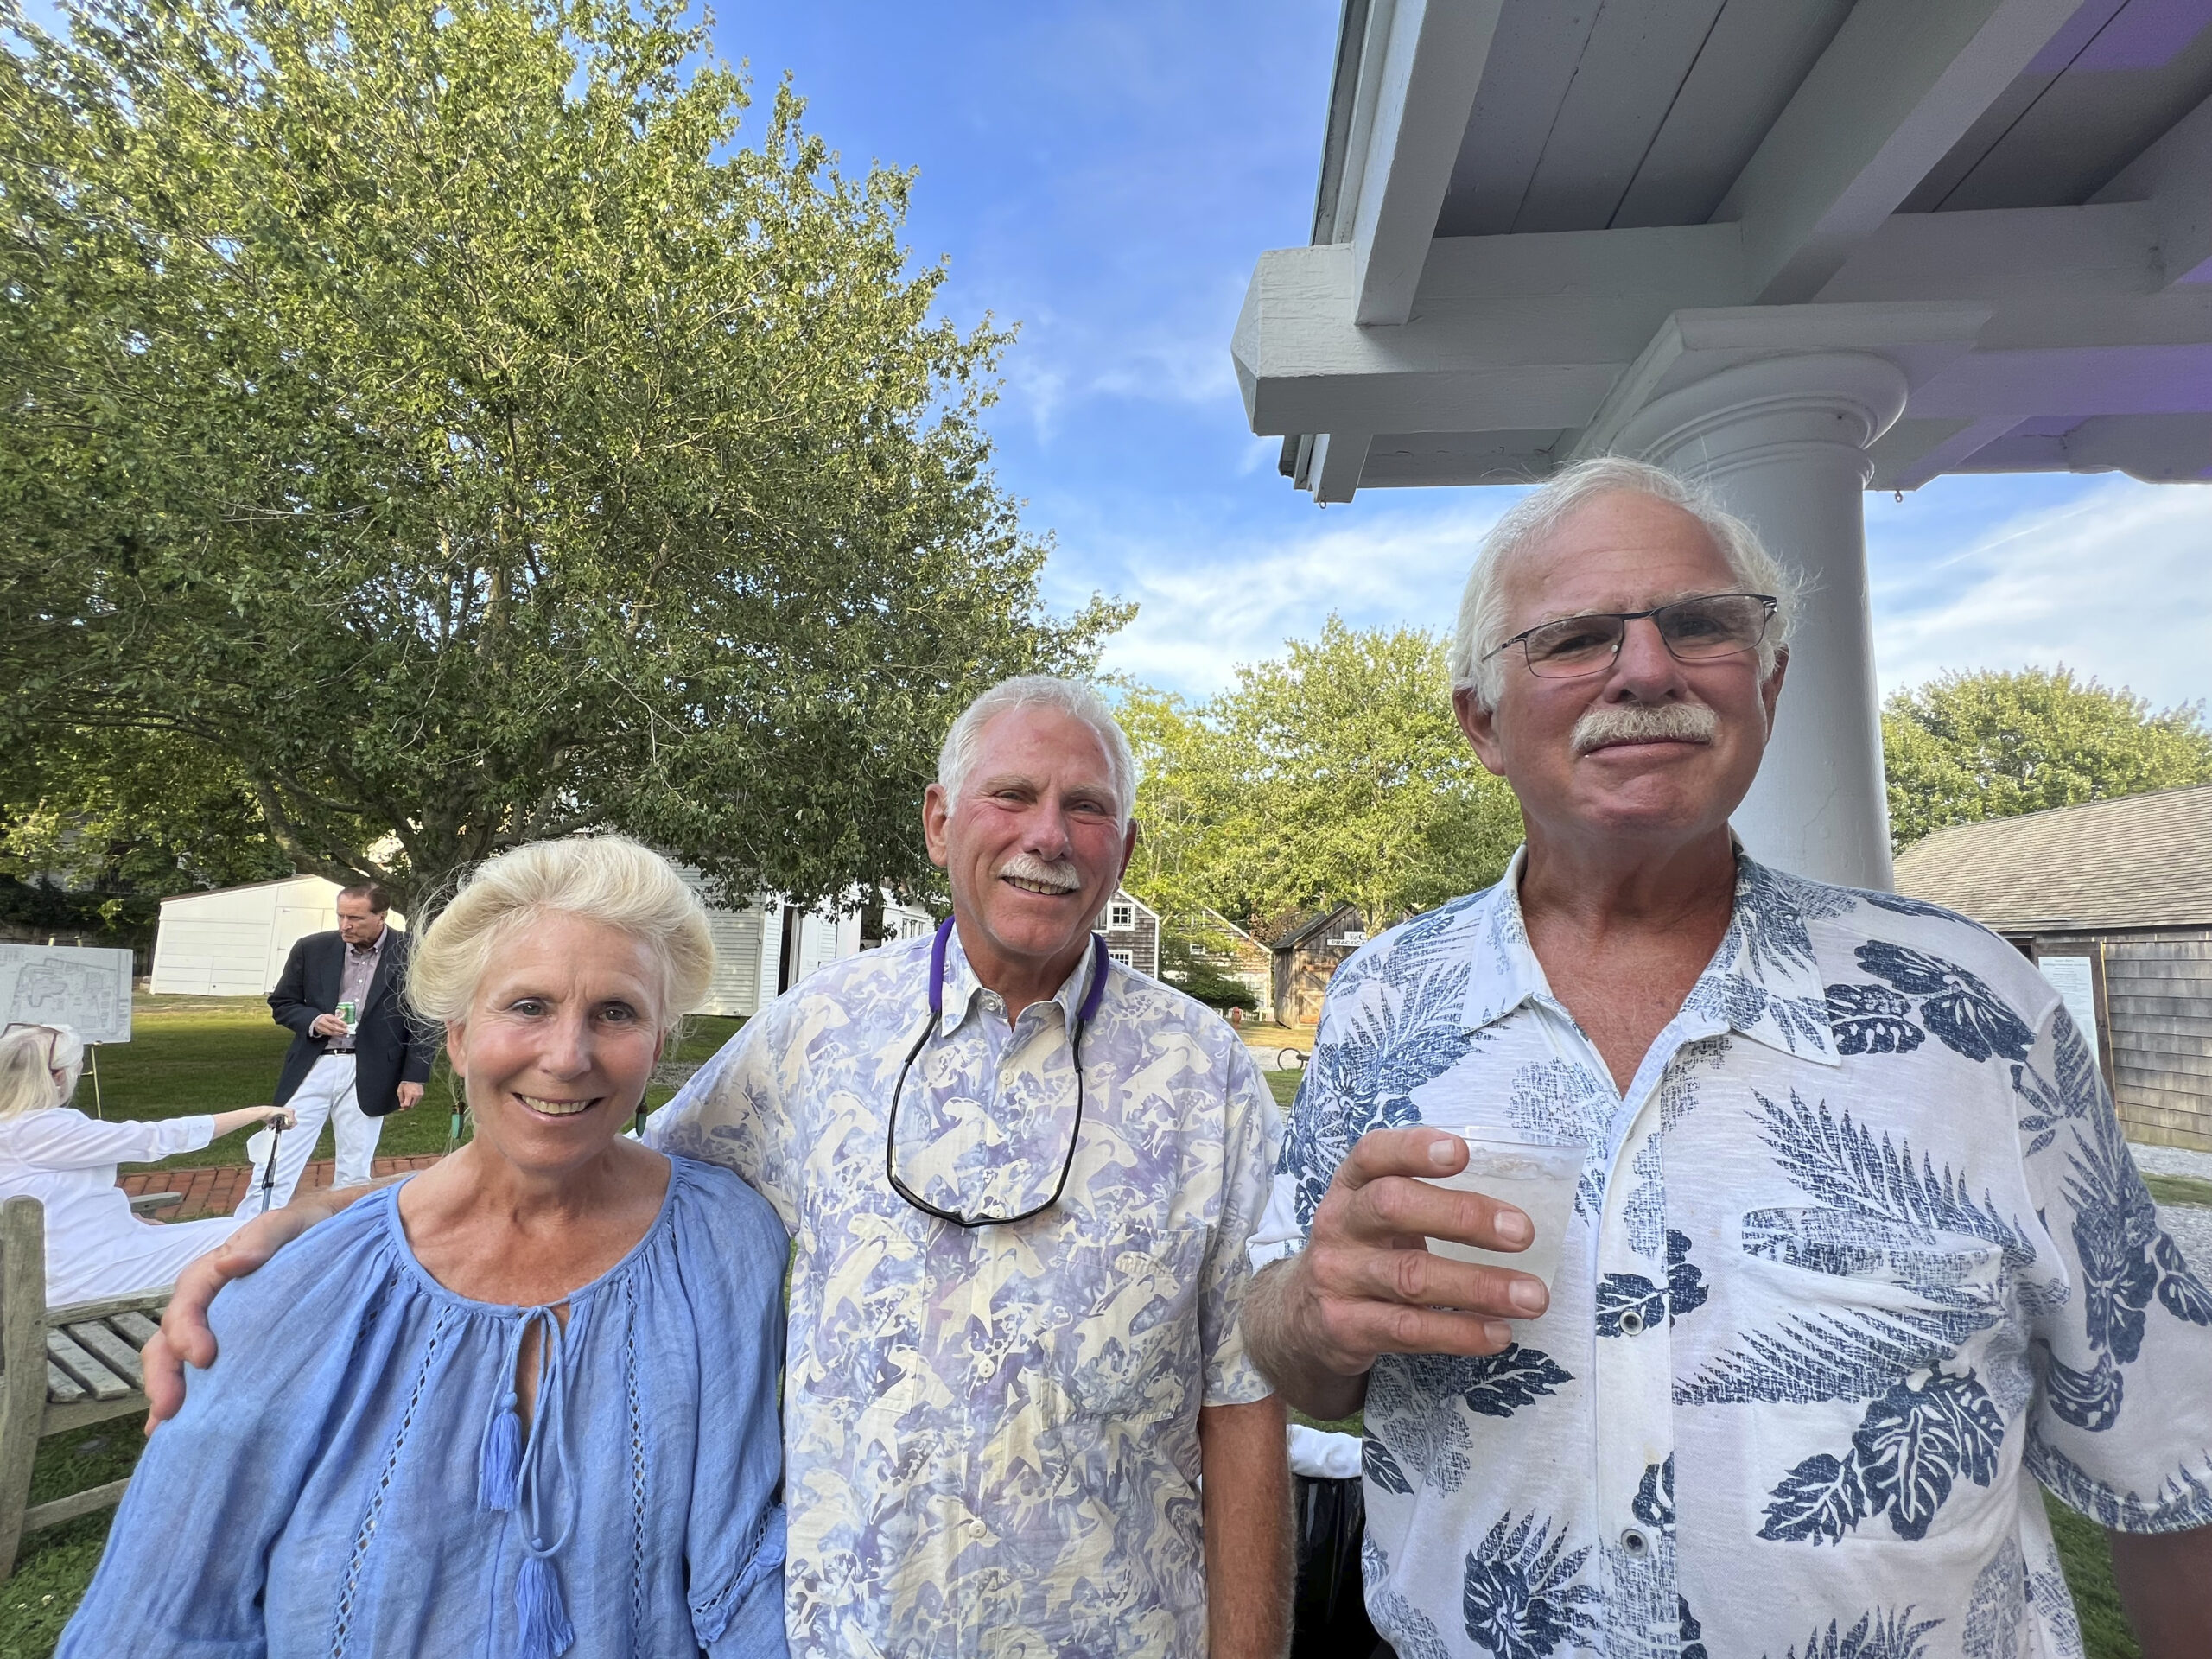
119, 1154, 446, 1221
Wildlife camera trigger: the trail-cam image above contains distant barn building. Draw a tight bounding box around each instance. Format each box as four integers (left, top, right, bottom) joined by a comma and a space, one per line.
1168, 910, 1273, 1010
1264, 903, 1368, 1029
1894, 785, 2212, 1151
1093, 889, 1160, 978
149, 876, 409, 997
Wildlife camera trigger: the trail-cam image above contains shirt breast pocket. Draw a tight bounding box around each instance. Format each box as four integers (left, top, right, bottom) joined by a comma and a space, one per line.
1731, 1206, 2025, 1550
1046, 1220, 1210, 1427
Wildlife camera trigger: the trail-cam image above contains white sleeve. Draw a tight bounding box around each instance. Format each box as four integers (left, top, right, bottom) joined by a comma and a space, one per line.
3, 1110, 216, 1172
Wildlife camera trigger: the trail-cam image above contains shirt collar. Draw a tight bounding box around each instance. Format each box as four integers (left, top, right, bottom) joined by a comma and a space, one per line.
937, 923, 1099, 1039
349, 930, 386, 958
1459, 842, 1840, 1065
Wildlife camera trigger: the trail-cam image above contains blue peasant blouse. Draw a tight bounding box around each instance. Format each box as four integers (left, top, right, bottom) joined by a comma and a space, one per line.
61, 1155, 790, 1659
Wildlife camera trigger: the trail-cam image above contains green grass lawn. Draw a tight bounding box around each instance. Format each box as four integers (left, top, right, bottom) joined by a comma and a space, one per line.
2145, 1172, 2212, 1210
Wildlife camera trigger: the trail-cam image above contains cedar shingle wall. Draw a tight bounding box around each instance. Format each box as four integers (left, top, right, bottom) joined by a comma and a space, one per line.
2103, 931, 2212, 1151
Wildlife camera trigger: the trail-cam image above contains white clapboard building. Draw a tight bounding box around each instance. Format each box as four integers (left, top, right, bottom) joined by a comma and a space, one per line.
149, 875, 408, 999
152, 871, 906, 1017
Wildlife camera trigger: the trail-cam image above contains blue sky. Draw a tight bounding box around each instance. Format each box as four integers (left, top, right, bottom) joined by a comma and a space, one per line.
712, 0, 2212, 716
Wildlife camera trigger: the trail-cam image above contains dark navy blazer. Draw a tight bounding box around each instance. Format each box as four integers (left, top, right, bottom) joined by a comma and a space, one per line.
266, 930, 434, 1117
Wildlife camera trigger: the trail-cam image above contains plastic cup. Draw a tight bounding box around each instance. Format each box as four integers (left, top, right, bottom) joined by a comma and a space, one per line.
1416, 1127, 1583, 1294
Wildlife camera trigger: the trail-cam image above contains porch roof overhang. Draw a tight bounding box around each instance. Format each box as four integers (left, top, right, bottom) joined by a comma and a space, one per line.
1237, 0, 2212, 501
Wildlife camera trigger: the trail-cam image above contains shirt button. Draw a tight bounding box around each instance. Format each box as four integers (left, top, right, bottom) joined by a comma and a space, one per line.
1619, 1527, 1649, 1557
1618, 1310, 1644, 1335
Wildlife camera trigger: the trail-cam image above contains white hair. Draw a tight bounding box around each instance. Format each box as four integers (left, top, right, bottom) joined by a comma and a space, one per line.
408, 836, 714, 1034
937, 676, 1140, 823
0, 1023, 83, 1120
1446, 455, 1802, 711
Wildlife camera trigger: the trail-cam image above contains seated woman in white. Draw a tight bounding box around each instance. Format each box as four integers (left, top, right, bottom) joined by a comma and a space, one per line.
0, 1023, 293, 1305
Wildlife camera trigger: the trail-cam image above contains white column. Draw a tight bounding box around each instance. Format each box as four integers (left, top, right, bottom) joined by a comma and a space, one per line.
1614, 353, 1908, 891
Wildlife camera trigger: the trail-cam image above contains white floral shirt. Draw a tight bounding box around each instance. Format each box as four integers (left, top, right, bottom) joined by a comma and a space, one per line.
1252, 849, 2212, 1659
652, 928, 1280, 1657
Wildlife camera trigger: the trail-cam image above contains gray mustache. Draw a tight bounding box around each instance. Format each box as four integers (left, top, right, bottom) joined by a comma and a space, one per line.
1572, 702, 1719, 754
997, 853, 1082, 891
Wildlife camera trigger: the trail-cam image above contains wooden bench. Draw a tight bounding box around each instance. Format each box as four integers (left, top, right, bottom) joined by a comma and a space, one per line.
0, 1195, 171, 1580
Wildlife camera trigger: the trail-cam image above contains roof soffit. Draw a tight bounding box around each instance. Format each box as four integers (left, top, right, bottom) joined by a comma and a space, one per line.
1249, 0, 2212, 497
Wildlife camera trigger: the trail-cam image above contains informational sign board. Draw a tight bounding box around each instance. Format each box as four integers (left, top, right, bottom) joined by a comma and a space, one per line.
0, 944, 135, 1044
2037, 954, 2101, 1054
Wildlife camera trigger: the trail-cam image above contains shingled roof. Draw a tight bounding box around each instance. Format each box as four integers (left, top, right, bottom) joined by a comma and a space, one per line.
1891, 784, 2212, 934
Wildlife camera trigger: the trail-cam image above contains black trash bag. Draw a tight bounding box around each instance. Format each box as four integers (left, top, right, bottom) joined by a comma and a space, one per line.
1291, 1472, 1379, 1657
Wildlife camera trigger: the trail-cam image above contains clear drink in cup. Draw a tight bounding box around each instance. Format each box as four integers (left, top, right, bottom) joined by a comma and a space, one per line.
1417, 1126, 1584, 1294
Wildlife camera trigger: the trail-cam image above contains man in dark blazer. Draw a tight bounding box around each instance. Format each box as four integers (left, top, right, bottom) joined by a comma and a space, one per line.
234, 883, 434, 1217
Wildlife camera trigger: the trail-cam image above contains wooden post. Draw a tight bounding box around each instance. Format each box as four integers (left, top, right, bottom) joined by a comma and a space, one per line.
0, 1198, 50, 1580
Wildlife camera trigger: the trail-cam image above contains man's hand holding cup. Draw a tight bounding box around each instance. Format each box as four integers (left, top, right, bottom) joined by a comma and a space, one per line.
1278, 1127, 1554, 1381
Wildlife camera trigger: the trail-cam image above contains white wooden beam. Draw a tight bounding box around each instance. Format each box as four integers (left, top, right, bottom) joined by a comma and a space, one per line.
2092, 90, 2212, 290
1719, 0, 2082, 305
1234, 226, 1745, 436
1878, 413, 2020, 490
1307, 432, 1374, 503
1345, 0, 1506, 326
1234, 203, 2212, 490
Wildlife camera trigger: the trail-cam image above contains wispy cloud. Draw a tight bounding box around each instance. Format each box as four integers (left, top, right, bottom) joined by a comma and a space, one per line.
1051, 495, 1523, 694
1869, 475, 2212, 710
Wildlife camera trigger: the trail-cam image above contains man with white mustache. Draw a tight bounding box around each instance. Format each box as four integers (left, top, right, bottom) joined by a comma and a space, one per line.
1240, 457, 2212, 1659
147, 675, 1291, 1657
649, 674, 1292, 1657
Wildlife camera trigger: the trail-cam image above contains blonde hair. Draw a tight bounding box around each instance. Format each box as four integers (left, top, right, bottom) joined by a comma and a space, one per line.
0, 1024, 82, 1120
408, 836, 714, 1034
1447, 455, 1802, 711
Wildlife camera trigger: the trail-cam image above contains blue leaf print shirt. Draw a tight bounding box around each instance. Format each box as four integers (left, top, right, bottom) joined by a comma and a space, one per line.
1252, 849, 2212, 1659
651, 928, 1280, 1657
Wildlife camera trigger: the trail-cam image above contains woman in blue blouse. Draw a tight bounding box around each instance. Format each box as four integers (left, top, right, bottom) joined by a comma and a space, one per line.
62, 836, 789, 1659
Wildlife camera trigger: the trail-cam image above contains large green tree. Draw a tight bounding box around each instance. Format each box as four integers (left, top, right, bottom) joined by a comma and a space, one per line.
1, 728, 296, 899
1121, 620, 1522, 933
1883, 665, 2212, 849
0, 0, 1122, 915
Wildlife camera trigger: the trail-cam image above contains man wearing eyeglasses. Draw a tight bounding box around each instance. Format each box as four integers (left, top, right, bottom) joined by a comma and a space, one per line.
642, 675, 1289, 1656
1241, 457, 2211, 1659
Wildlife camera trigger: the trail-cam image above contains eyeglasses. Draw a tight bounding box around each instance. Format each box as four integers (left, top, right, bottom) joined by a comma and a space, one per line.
885, 919, 1107, 1228
1485, 593, 1777, 680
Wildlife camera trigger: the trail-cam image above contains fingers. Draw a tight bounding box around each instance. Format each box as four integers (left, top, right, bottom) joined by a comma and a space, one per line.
157, 1254, 229, 1373
1308, 1224, 1548, 1322
141, 1332, 183, 1431
1318, 1297, 1518, 1363
1334, 1126, 1471, 1188
1289, 1126, 1555, 1375
1363, 1238, 1548, 1317
1328, 1165, 1533, 1257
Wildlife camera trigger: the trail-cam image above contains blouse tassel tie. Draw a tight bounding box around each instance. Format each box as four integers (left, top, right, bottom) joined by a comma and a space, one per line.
475, 1306, 582, 1659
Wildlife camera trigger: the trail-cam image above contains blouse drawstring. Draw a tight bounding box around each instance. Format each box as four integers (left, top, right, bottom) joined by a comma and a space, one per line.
476, 1304, 585, 1659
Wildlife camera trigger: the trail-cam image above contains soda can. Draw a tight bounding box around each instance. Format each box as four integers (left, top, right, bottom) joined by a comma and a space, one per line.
336, 1000, 358, 1028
